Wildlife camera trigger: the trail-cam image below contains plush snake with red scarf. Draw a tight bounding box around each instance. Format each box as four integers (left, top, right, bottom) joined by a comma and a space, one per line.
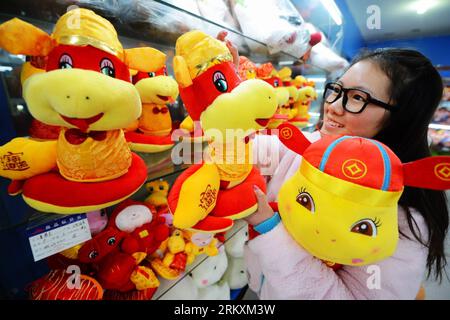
167, 30, 278, 233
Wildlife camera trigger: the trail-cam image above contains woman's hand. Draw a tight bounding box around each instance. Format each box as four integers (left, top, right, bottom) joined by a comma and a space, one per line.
245, 185, 275, 226
216, 31, 239, 69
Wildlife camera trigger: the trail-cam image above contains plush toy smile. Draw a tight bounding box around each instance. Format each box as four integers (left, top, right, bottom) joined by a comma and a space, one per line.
60, 113, 104, 132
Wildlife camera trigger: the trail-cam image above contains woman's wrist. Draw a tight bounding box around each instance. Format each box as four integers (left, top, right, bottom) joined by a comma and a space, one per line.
253, 212, 281, 234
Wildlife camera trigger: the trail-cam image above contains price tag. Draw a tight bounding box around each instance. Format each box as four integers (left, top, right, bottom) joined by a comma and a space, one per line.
27, 214, 92, 262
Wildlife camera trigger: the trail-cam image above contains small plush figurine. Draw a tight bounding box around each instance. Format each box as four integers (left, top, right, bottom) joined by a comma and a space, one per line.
168, 30, 277, 233
144, 179, 170, 209
277, 123, 450, 267
124, 49, 179, 153
0, 9, 159, 213
289, 85, 315, 127
255, 63, 290, 131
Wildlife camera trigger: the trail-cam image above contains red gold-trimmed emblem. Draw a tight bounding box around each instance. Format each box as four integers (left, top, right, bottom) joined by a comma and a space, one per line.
434, 163, 450, 181
342, 159, 367, 180
280, 127, 293, 140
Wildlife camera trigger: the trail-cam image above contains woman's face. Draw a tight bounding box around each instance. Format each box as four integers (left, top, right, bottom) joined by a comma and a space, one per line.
321, 60, 392, 138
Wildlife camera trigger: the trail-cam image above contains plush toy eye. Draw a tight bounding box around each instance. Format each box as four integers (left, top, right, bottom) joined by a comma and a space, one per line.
100, 58, 115, 78
107, 236, 116, 245
213, 71, 228, 92
296, 190, 315, 213
148, 72, 156, 77
59, 54, 73, 69
273, 79, 279, 87
159, 185, 165, 190
148, 186, 154, 192
350, 219, 380, 237
88, 250, 98, 260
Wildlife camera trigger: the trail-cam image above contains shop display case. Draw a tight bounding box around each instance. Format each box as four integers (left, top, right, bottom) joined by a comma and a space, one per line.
0, 0, 341, 299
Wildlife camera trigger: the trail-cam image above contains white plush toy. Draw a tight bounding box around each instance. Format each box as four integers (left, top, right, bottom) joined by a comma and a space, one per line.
224, 220, 249, 258
190, 245, 230, 300
222, 256, 247, 290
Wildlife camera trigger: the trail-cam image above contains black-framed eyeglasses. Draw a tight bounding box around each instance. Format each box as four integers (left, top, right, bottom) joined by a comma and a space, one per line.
323, 82, 397, 114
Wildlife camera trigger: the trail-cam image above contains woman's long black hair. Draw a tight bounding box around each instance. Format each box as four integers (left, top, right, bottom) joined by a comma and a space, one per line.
350, 49, 448, 282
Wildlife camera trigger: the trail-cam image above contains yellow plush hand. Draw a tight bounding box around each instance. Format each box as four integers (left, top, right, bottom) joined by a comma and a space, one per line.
0, 138, 57, 180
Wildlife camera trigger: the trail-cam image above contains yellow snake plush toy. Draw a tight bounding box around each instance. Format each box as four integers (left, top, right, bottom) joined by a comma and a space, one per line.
277, 123, 450, 266
167, 30, 277, 233
0, 9, 161, 213
124, 49, 179, 153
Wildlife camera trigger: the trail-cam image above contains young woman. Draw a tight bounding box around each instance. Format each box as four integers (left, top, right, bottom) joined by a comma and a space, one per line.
245, 49, 448, 299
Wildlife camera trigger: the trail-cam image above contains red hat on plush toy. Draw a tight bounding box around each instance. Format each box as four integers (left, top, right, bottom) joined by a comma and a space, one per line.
302, 135, 403, 192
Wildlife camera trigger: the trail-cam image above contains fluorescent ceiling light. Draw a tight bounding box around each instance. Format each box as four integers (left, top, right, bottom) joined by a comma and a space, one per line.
0, 66, 13, 72
279, 61, 294, 66
308, 77, 327, 82
429, 123, 450, 131
410, 0, 438, 14
320, 0, 342, 26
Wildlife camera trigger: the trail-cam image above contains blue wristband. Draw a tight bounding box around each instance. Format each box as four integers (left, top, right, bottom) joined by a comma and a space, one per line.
253, 212, 281, 234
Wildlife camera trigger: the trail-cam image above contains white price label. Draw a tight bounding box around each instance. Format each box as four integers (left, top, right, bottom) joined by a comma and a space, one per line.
27, 214, 92, 262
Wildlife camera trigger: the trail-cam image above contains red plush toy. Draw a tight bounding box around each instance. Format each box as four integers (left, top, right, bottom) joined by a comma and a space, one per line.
109, 199, 170, 255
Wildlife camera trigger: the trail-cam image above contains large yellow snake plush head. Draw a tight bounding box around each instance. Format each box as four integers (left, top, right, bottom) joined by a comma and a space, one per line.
172, 30, 277, 139
277, 123, 450, 266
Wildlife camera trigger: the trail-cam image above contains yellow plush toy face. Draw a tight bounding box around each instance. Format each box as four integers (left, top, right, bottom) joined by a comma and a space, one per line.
23, 68, 141, 131
297, 86, 315, 102
135, 75, 179, 104
200, 79, 277, 138
278, 160, 401, 266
